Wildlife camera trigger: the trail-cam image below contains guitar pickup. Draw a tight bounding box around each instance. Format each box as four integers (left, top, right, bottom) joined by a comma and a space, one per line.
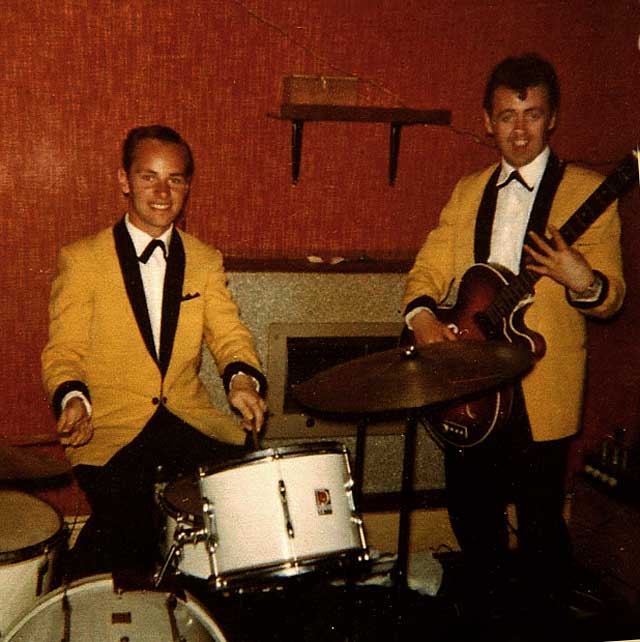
442, 422, 469, 439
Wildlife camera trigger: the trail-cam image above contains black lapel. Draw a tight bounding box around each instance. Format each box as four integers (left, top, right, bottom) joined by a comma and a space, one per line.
519, 153, 566, 271
474, 165, 501, 262
113, 219, 158, 363
158, 231, 185, 376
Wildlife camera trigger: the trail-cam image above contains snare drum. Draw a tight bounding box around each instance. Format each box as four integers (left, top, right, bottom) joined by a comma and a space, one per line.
197, 442, 368, 589
2, 573, 228, 641
0, 490, 65, 637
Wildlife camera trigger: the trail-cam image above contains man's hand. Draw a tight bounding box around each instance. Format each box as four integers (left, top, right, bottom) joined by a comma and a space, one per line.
57, 397, 95, 447
524, 226, 596, 295
228, 374, 268, 432
410, 309, 458, 347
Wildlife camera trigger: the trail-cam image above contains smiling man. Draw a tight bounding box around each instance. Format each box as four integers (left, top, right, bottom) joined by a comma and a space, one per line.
42, 125, 267, 580
402, 55, 625, 634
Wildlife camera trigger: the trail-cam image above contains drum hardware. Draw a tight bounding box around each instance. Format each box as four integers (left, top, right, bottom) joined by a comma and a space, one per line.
154, 522, 208, 588
278, 479, 295, 538
201, 496, 220, 581
167, 594, 182, 642
35, 548, 51, 596
61, 591, 71, 642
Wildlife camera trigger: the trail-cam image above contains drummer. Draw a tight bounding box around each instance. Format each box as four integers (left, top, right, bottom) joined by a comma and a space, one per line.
42, 125, 267, 580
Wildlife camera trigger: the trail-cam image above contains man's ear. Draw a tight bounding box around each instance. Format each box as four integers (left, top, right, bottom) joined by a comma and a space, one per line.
117, 168, 131, 195
483, 110, 494, 137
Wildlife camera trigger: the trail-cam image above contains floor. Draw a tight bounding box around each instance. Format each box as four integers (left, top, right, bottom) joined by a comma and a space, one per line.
172, 555, 640, 642
6, 539, 636, 641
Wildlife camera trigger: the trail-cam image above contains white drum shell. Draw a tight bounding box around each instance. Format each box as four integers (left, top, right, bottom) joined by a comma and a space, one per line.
2, 573, 228, 642
198, 445, 367, 583
0, 490, 64, 637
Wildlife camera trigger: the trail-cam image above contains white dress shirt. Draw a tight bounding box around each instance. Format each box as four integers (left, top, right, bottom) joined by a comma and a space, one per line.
489, 146, 550, 274
125, 215, 173, 357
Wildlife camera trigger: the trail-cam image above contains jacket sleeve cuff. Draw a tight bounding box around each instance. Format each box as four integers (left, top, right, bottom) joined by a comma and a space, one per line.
566, 270, 609, 309
52, 380, 91, 420
403, 295, 438, 319
223, 362, 267, 396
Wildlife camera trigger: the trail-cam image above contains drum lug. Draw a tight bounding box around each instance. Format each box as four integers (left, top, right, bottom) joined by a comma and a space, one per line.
202, 497, 220, 579
278, 479, 295, 539
36, 548, 50, 596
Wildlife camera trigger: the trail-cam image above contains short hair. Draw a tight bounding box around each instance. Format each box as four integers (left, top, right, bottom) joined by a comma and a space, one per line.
122, 125, 194, 178
483, 53, 560, 115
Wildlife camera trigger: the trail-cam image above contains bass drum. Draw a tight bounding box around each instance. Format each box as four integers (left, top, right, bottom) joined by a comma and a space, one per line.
2, 573, 229, 642
0, 490, 65, 637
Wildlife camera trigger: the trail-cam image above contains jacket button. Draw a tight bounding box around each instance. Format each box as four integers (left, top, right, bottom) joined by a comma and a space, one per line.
152, 397, 159, 405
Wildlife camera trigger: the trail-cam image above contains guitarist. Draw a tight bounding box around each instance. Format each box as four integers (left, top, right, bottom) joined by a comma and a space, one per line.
402, 54, 625, 631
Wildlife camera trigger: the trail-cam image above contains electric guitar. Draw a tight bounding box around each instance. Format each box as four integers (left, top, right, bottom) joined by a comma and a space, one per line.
410, 151, 638, 448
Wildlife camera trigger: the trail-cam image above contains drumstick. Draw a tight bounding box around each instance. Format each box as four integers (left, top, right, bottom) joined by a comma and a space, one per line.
1, 433, 62, 447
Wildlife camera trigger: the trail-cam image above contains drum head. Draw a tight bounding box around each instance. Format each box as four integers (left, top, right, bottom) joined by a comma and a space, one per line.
0, 491, 62, 560
199, 440, 347, 477
162, 476, 202, 522
2, 573, 228, 642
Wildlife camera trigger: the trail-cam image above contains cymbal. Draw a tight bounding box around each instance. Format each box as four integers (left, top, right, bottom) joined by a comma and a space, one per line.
0, 437, 71, 481
293, 340, 533, 414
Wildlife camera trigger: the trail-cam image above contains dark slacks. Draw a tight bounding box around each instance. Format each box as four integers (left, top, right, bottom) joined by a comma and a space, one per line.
69, 406, 247, 580
443, 387, 572, 611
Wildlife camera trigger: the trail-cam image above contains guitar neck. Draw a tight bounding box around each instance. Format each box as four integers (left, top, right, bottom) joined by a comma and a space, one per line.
490, 153, 638, 323
558, 153, 638, 246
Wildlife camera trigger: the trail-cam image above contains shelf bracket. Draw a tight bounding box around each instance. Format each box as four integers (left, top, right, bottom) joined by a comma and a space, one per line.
274, 104, 452, 186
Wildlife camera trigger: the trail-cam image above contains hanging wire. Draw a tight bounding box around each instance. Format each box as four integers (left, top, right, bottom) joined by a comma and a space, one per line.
228, 0, 631, 168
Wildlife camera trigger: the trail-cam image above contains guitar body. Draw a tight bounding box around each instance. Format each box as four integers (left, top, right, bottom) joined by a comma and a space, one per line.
417, 263, 545, 448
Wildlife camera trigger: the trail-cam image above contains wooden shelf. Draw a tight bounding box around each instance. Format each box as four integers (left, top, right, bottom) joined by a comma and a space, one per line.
270, 103, 452, 185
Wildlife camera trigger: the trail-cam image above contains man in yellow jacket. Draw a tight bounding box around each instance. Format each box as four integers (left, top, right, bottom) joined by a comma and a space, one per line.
42, 125, 267, 579
403, 54, 625, 630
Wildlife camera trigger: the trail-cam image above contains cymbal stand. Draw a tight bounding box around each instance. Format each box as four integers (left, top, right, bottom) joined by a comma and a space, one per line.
352, 410, 418, 594
393, 408, 418, 598
351, 409, 419, 640
353, 417, 369, 511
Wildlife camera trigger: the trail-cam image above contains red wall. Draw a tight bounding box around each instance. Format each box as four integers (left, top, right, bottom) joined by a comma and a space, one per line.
1, 1, 638, 512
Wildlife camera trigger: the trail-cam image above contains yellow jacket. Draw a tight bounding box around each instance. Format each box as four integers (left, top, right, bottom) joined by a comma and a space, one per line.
42, 219, 264, 466
403, 159, 625, 442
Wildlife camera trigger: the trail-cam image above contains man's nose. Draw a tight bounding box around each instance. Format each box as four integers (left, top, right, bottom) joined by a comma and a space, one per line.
154, 179, 170, 196
512, 113, 527, 130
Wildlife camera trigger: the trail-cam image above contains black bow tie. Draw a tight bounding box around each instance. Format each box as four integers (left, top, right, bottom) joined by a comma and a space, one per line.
138, 239, 167, 263
497, 170, 533, 192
